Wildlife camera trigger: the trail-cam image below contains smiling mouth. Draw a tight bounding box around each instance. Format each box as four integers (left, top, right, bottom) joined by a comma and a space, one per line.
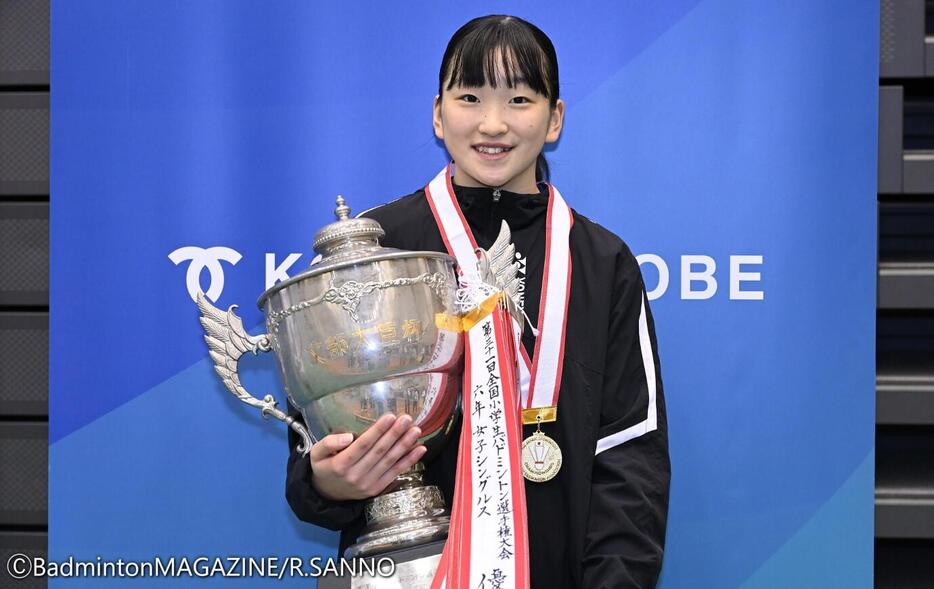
473, 145, 513, 159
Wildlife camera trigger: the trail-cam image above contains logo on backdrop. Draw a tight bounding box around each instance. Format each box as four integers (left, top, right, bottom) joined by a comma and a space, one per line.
168, 246, 242, 303
636, 254, 765, 301
168, 247, 765, 303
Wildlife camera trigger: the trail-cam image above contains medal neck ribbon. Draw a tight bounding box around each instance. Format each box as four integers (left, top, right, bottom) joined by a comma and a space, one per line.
424, 165, 572, 589
425, 164, 573, 410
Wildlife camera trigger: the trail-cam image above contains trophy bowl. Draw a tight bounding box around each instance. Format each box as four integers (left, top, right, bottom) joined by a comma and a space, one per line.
259, 232, 463, 459
197, 196, 464, 557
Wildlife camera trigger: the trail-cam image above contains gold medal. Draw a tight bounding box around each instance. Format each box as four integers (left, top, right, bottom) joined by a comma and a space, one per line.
521, 417, 562, 482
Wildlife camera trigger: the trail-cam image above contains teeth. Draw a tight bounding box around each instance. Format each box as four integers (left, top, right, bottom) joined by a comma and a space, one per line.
476, 146, 509, 154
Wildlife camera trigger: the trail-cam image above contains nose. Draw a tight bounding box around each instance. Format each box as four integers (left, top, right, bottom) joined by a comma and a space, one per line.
478, 104, 508, 137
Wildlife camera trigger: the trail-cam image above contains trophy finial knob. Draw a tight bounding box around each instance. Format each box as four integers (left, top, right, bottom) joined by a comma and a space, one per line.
335, 195, 351, 221
312, 194, 384, 259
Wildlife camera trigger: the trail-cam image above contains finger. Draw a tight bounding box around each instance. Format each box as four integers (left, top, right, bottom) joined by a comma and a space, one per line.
338, 414, 397, 465
354, 414, 414, 476
309, 433, 354, 462
371, 425, 422, 478
373, 445, 428, 494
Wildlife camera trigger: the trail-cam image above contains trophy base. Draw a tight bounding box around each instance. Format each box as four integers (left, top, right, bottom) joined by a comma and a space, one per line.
317, 539, 445, 589
345, 484, 449, 557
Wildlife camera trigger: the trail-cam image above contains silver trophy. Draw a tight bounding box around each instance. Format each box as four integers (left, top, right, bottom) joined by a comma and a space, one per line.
196, 196, 522, 562
197, 196, 462, 558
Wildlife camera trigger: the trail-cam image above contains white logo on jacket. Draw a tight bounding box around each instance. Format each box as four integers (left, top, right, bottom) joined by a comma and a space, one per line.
514, 250, 527, 312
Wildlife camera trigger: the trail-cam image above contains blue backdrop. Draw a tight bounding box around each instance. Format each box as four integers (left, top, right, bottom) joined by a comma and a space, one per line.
50, 1, 878, 587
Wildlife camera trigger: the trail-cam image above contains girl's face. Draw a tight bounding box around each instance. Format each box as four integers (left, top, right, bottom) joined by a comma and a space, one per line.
433, 74, 564, 193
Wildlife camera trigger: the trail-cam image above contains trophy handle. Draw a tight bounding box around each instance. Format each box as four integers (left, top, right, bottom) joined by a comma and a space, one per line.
195, 292, 315, 455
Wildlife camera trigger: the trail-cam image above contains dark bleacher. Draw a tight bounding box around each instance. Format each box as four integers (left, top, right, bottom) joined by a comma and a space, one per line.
878, 0, 934, 585
0, 1, 48, 588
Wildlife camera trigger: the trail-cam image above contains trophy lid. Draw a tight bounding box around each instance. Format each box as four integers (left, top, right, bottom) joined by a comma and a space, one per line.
256, 195, 455, 309
312, 195, 385, 258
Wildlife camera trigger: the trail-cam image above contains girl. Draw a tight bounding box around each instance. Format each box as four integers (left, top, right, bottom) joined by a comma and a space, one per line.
286, 15, 670, 588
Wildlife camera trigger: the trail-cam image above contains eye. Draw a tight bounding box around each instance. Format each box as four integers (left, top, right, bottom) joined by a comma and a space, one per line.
510, 96, 531, 105
458, 94, 479, 103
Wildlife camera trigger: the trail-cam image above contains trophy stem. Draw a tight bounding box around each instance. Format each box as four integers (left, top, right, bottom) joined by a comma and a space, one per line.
344, 462, 449, 557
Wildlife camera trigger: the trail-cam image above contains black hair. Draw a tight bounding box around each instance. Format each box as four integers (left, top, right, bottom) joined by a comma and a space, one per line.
438, 15, 560, 183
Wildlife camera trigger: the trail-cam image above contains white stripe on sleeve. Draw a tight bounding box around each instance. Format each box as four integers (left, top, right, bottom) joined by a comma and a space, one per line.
594, 293, 658, 455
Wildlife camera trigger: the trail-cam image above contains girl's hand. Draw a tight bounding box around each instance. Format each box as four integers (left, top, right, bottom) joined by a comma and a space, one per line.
309, 414, 427, 501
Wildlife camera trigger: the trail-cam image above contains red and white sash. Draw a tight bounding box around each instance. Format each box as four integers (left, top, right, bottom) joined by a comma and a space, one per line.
425, 164, 573, 413
425, 165, 572, 589
430, 297, 528, 589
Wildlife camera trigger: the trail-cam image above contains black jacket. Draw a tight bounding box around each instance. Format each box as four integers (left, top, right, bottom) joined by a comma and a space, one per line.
286, 184, 670, 588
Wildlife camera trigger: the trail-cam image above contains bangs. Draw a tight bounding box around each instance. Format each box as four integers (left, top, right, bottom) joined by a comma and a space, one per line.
441, 17, 557, 100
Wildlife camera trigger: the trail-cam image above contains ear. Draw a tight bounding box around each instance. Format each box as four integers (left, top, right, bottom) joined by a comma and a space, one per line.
545, 98, 565, 144
432, 95, 444, 141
